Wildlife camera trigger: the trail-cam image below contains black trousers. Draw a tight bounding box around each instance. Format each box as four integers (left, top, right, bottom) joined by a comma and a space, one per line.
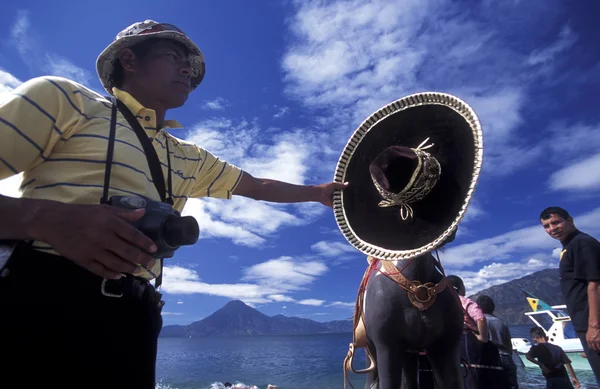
0, 244, 164, 389
577, 330, 600, 386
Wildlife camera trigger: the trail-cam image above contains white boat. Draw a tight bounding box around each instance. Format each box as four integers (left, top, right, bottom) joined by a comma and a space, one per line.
511, 292, 591, 370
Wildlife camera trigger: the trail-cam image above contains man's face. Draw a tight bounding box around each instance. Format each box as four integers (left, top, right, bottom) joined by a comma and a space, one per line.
540, 214, 575, 241
135, 40, 192, 108
531, 335, 542, 344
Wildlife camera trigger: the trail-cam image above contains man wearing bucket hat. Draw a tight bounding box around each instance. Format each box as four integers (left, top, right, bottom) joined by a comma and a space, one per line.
0, 20, 346, 388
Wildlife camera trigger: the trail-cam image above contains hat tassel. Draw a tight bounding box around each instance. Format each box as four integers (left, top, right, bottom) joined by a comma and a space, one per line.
377, 200, 414, 221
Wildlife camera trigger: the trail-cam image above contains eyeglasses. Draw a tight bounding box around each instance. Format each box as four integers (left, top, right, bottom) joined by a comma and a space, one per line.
137, 23, 185, 36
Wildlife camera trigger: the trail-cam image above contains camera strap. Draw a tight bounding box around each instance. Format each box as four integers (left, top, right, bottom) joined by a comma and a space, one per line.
102, 96, 174, 288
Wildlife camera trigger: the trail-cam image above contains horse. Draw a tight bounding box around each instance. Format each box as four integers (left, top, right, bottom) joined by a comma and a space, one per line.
346, 252, 465, 389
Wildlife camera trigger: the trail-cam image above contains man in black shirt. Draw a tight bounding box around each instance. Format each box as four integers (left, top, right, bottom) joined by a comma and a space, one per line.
540, 206, 600, 385
526, 326, 580, 389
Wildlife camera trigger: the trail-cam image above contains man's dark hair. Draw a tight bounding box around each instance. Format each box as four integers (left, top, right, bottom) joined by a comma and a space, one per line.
476, 295, 495, 314
111, 38, 189, 88
530, 326, 547, 340
540, 206, 570, 221
447, 275, 464, 292
224, 382, 232, 388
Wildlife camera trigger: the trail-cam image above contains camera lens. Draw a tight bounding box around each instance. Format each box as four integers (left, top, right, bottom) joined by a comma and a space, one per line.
162, 215, 200, 247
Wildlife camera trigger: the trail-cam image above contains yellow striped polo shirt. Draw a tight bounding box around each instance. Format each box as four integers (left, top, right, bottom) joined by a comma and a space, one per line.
0, 76, 243, 279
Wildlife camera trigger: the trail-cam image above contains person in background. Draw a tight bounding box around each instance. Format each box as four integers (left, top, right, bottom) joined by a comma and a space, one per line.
540, 206, 600, 386
447, 275, 488, 343
526, 326, 580, 389
476, 295, 519, 389
448, 275, 509, 389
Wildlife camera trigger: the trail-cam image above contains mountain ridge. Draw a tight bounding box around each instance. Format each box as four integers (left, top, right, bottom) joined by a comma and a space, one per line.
160, 267, 563, 337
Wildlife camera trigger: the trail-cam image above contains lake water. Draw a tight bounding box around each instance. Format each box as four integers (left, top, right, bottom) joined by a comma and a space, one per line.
156, 325, 599, 389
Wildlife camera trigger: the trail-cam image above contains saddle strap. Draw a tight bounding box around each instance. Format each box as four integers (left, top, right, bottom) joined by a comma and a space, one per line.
380, 260, 448, 311
343, 258, 379, 389
343, 342, 377, 389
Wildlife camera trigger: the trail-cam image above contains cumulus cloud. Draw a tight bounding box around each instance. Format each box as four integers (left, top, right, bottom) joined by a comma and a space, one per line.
162, 256, 329, 306
8, 11, 93, 88
281, 0, 576, 176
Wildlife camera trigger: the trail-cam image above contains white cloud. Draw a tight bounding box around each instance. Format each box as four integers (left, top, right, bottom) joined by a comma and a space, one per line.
242, 256, 328, 291
273, 106, 290, 119
281, 0, 576, 176
162, 312, 184, 316
441, 208, 600, 269
202, 98, 228, 110
182, 197, 303, 247
326, 301, 355, 308
268, 294, 296, 302
527, 25, 577, 66
455, 256, 557, 295
162, 257, 329, 306
0, 173, 23, 198
549, 152, 600, 192
161, 265, 279, 304
0, 69, 22, 99
461, 202, 486, 223
311, 240, 356, 257
180, 118, 336, 247
8, 11, 91, 88
297, 299, 325, 306
186, 118, 317, 184
9, 10, 32, 58
44, 54, 92, 87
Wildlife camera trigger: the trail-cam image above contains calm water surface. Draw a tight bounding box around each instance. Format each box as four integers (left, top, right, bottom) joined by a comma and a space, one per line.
156, 325, 598, 389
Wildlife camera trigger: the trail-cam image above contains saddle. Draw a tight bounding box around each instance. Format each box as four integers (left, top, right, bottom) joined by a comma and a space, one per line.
343, 256, 449, 389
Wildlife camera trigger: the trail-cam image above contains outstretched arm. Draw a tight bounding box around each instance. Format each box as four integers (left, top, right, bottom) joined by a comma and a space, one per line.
565, 363, 580, 388
233, 171, 347, 207
475, 318, 489, 342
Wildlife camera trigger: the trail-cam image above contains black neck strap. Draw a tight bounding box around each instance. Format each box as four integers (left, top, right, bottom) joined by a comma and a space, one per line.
101, 96, 174, 205
101, 96, 174, 288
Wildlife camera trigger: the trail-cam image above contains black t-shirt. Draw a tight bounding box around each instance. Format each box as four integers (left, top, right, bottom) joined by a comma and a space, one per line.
559, 231, 600, 332
528, 343, 571, 378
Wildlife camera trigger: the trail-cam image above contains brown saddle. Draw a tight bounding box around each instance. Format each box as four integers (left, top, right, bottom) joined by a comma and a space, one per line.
343, 256, 448, 389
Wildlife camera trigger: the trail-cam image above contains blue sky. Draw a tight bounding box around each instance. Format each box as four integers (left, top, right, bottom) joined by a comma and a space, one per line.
1, 0, 599, 326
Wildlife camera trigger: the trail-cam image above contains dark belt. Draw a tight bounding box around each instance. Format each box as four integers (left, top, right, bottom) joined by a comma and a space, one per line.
0, 242, 164, 309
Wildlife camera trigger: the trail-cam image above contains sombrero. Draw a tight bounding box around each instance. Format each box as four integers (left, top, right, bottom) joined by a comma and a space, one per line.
333, 92, 483, 260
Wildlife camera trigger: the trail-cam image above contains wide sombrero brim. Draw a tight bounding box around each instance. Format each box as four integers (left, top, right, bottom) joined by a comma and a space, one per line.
333, 92, 483, 260
96, 31, 206, 95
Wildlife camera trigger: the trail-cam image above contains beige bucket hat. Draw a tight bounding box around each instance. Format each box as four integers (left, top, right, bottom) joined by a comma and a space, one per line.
96, 20, 206, 95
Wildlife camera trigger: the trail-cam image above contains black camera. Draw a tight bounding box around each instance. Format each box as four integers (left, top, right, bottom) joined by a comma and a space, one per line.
108, 196, 200, 258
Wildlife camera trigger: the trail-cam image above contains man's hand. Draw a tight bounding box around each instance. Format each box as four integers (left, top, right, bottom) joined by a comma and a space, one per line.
32, 203, 157, 279
572, 377, 581, 389
316, 181, 349, 208
587, 325, 600, 351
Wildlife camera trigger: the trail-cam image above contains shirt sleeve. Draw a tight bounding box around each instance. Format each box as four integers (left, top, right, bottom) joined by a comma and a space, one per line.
466, 299, 485, 322
0, 76, 81, 180
189, 147, 243, 199
559, 347, 572, 364
528, 345, 539, 359
574, 237, 600, 281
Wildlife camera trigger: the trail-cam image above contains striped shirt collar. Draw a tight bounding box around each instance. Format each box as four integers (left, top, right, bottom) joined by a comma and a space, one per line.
112, 87, 183, 132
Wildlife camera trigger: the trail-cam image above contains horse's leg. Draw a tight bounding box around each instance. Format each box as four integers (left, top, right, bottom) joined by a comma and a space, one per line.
374, 343, 403, 389
365, 369, 379, 389
364, 340, 378, 389
426, 339, 464, 389
400, 352, 419, 389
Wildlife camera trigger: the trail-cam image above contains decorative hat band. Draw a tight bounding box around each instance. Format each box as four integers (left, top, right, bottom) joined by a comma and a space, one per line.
370, 138, 442, 220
